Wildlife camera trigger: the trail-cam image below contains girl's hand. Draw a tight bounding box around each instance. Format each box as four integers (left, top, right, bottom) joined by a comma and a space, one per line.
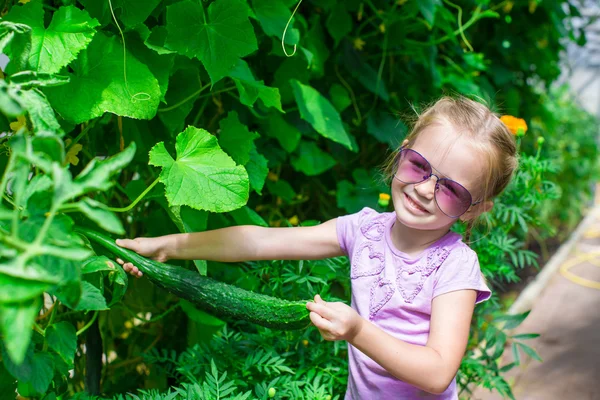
306, 294, 364, 341
115, 237, 170, 278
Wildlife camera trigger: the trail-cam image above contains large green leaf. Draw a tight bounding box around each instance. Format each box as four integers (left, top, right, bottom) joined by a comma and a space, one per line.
0, 362, 16, 395
261, 113, 301, 153
0, 270, 58, 303
2, 345, 54, 394
71, 197, 125, 235
46, 322, 77, 366
3, 1, 99, 74
74, 281, 108, 311
79, 0, 161, 28
165, 0, 258, 84
245, 146, 269, 195
158, 64, 203, 135
44, 32, 161, 124
251, 0, 299, 45
218, 111, 259, 165
326, 3, 352, 47
290, 80, 353, 150
229, 60, 283, 112
10, 87, 62, 136
0, 298, 40, 365
290, 141, 337, 176
149, 126, 249, 213
366, 111, 407, 149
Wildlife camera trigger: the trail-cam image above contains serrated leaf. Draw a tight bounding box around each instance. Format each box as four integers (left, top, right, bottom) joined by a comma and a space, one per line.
165, 0, 258, 84
245, 146, 268, 195
72, 197, 124, 234
290, 141, 336, 176
44, 32, 161, 124
0, 298, 40, 365
3, 1, 99, 74
219, 111, 259, 165
46, 322, 77, 366
150, 126, 249, 213
290, 80, 353, 150
229, 60, 283, 112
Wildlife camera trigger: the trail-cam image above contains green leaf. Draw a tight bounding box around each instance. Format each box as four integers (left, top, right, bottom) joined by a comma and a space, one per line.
149, 126, 249, 213
418, 0, 442, 25
366, 110, 406, 149
219, 111, 259, 165
0, 270, 58, 303
336, 169, 387, 213
72, 197, 125, 235
18, 88, 63, 135
158, 64, 202, 135
511, 333, 540, 340
266, 179, 295, 202
290, 141, 336, 176
246, 145, 269, 195
252, 0, 299, 45
229, 206, 268, 227
290, 80, 353, 150
326, 3, 352, 46
78, 0, 161, 27
29, 352, 54, 394
145, 26, 176, 55
46, 322, 77, 366
329, 83, 351, 113
82, 256, 119, 275
0, 361, 16, 395
165, 0, 258, 84
517, 342, 543, 362
3, 1, 99, 74
261, 113, 301, 152
180, 300, 225, 326
229, 60, 283, 112
44, 32, 161, 124
342, 45, 389, 101
273, 56, 309, 105
8, 71, 70, 89
68, 142, 136, 201
0, 298, 40, 365
303, 15, 329, 77
74, 281, 108, 311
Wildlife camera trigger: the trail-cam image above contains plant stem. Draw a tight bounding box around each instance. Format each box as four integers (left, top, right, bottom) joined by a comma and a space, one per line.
77, 311, 99, 336
107, 177, 160, 213
158, 83, 211, 113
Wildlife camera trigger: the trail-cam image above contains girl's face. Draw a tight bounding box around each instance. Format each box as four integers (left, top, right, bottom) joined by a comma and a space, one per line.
390, 120, 489, 232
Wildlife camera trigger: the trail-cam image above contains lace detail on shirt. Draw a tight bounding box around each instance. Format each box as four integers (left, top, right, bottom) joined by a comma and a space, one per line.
395, 247, 450, 303
360, 217, 387, 241
369, 277, 395, 319
351, 242, 385, 278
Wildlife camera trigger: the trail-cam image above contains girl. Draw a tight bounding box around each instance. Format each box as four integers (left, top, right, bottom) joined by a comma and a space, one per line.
115, 96, 518, 399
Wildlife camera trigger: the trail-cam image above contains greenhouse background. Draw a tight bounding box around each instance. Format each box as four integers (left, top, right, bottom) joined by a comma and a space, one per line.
0, 0, 599, 399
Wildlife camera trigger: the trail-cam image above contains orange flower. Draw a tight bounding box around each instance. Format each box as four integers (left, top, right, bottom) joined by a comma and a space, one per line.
500, 115, 528, 136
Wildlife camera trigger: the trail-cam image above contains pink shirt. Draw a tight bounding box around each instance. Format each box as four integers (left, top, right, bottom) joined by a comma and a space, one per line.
336, 207, 491, 399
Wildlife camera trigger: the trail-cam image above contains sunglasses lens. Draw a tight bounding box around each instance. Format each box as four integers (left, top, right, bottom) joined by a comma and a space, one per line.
436, 180, 472, 217
396, 150, 431, 183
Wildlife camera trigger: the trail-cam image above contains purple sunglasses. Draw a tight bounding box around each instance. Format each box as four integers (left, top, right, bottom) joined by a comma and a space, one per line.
393, 148, 481, 218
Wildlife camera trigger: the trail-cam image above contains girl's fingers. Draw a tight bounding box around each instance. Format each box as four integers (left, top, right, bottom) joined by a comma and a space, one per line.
314, 294, 326, 304
309, 312, 332, 331
116, 258, 124, 265
306, 301, 335, 320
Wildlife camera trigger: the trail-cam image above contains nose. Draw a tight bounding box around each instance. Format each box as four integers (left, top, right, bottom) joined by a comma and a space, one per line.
414, 175, 437, 200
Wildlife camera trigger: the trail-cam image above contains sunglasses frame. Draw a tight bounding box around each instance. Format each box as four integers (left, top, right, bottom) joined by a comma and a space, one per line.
392, 148, 482, 218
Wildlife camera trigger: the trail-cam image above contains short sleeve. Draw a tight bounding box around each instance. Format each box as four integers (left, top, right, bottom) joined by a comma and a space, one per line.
432, 246, 491, 304
336, 207, 377, 256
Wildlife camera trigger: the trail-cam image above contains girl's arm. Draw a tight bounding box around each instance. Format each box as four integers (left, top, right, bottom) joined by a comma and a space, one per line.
307, 290, 477, 394
117, 218, 343, 265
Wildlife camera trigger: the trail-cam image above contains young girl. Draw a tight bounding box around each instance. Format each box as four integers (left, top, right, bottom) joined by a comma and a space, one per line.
115, 96, 518, 399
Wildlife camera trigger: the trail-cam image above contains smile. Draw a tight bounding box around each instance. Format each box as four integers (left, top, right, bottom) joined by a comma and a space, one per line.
404, 193, 430, 214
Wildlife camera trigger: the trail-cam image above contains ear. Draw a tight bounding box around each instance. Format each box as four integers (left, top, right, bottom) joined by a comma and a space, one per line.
460, 200, 493, 222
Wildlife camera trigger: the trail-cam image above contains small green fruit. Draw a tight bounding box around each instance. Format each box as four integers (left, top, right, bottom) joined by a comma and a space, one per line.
268, 387, 276, 398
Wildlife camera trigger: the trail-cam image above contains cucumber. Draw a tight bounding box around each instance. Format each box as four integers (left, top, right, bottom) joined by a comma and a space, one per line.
75, 227, 311, 330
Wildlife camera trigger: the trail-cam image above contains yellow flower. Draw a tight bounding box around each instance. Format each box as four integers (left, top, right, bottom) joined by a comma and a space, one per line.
378, 193, 391, 208
18, 0, 31, 4
500, 115, 528, 136
64, 139, 83, 166
9, 115, 26, 132
503, 1, 514, 12
353, 38, 365, 51
288, 215, 299, 226
379, 23, 386, 34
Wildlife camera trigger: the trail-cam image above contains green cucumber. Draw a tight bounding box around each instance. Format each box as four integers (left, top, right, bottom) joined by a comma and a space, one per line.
75, 227, 311, 330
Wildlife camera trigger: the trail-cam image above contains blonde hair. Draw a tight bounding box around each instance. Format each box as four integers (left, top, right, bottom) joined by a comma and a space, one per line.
382, 96, 519, 236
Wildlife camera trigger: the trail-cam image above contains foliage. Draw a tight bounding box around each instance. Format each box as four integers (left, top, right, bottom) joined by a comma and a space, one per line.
0, 0, 597, 399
